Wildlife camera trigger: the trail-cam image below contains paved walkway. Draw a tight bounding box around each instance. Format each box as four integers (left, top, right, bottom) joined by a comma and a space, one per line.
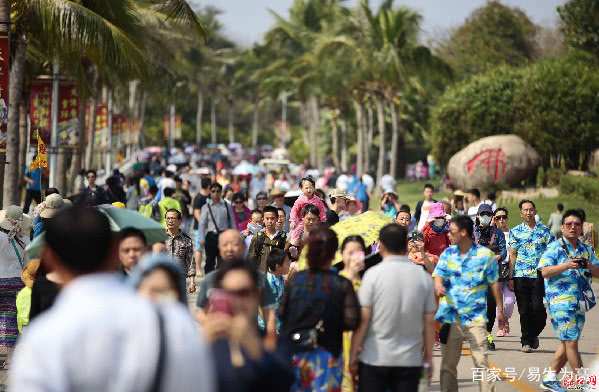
3, 282, 598, 391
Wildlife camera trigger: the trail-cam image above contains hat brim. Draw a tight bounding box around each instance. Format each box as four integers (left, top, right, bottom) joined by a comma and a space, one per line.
40, 208, 58, 219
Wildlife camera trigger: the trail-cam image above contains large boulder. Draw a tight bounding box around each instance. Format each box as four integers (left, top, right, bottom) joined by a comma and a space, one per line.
447, 134, 540, 190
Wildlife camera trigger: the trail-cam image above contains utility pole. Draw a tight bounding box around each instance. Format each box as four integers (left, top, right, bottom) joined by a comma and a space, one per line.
49, 61, 59, 187
105, 89, 113, 176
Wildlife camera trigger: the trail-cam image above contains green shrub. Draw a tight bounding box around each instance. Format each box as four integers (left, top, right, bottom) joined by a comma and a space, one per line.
545, 168, 565, 187
560, 175, 599, 204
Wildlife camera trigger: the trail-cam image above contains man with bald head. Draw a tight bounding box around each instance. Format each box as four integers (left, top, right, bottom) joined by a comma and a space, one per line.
196, 229, 276, 334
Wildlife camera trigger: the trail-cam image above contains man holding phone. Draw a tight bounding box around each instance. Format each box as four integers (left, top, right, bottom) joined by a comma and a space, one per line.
196, 229, 278, 337
537, 209, 599, 392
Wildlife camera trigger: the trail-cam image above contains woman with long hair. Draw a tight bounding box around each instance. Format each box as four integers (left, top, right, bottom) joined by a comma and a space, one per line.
280, 226, 361, 392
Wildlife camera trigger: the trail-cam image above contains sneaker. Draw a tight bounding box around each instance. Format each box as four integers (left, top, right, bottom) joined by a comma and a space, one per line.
521, 345, 532, 353
486, 335, 496, 351
531, 337, 540, 350
540, 380, 566, 392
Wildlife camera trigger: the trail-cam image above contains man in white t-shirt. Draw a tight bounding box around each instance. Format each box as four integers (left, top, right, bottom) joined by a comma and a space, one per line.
415, 184, 436, 232
350, 224, 435, 391
466, 188, 483, 220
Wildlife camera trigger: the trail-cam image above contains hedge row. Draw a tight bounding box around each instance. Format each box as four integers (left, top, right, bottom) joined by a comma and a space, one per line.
559, 175, 599, 204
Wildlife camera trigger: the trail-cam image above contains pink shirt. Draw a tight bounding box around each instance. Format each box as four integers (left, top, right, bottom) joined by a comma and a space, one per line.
289, 194, 327, 230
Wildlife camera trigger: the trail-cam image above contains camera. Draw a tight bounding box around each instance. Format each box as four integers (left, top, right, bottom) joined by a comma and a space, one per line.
572, 257, 588, 269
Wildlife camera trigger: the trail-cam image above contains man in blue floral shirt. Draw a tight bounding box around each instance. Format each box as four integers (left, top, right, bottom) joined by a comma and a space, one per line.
433, 215, 504, 392
508, 200, 554, 352
537, 209, 599, 392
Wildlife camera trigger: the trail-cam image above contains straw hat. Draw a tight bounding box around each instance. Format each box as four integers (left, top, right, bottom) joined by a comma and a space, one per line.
0, 205, 32, 233
453, 190, 465, 197
21, 259, 41, 288
329, 188, 349, 199
40, 194, 65, 219
270, 187, 286, 198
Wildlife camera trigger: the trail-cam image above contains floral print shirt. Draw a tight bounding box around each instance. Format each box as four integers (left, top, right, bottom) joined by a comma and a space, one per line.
433, 244, 498, 326
508, 222, 554, 279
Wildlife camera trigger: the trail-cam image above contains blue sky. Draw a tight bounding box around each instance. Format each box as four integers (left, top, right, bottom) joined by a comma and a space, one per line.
200, 0, 565, 46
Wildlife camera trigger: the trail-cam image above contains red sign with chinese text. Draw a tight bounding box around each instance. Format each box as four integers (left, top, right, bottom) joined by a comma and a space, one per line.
0, 34, 8, 151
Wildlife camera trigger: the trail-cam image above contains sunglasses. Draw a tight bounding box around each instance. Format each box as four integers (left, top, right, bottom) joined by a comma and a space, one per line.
494, 215, 508, 220
257, 197, 267, 201
224, 287, 255, 298
564, 222, 582, 228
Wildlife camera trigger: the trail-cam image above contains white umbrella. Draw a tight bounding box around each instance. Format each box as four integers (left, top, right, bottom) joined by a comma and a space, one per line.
232, 161, 259, 175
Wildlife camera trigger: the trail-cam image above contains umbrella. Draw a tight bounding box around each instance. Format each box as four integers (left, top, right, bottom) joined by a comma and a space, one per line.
296, 211, 392, 270
26, 205, 167, 259
232, 161, 259, 175
331, 211, 392, 248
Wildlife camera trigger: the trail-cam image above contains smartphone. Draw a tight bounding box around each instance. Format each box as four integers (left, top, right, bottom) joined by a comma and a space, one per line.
208, 289, 234, 316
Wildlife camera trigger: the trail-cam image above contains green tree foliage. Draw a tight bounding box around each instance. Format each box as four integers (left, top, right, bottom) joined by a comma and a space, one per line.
437, 1, 538, 78
558, 0, 599, 58
430, 52, 599, 169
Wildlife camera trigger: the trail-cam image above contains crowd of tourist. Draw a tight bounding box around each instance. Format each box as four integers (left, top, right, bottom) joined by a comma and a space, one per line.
0, 151, 597, 392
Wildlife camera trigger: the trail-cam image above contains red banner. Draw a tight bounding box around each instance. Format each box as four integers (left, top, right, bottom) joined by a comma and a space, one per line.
30, 80, 79, 147
0, 34, 9, 151
57, 83, 79, 146
94, 104, 108, 148
29, 80, 52, 145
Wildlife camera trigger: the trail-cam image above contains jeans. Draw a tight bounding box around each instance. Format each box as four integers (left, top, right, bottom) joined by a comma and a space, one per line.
440, 322, 495, 392
513, 276, 547, 346
358, 362, 421, 392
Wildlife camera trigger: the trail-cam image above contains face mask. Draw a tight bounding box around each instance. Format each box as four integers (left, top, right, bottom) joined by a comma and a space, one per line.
479, 216, 492, 226
433, 218, 445, 228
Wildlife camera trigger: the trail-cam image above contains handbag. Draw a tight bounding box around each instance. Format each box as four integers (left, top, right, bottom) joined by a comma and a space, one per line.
289, 320, 324, 351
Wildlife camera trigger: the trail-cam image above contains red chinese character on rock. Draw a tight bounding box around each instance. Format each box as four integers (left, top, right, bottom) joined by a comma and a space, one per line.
465, 148, 507, 182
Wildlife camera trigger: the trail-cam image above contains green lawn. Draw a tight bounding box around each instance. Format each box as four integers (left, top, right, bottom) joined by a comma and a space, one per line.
382, 180, 599, 227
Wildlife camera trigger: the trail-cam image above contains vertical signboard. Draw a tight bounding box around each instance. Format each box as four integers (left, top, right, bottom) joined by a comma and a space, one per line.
0, 34, 9, 151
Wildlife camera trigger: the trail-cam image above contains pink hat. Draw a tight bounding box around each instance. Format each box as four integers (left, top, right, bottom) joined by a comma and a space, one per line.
428, 202, 446, 220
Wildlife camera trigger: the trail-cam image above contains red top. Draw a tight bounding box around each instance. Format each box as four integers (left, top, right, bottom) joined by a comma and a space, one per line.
423, 223, 451, 257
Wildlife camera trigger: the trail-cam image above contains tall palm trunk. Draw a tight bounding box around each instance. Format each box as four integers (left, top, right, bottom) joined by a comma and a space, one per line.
251, 98, 259, 148
340, 119, 348, 172
18, 100, 27, 190
353, 100, 364, 176
308, 95, 319, 168
389, 101, 399, 179
85, 97, 97, 170
3, 35, 26, 207
365, 105, 374, 175
375, 96, 386, 186
330, 109, 340, 169
137, 91, 147, 149
210, 99, 217, 144
227, 99, 234, 144
196, 89, 203, 147
299, 100, 310, 149
69, 90, 86, 194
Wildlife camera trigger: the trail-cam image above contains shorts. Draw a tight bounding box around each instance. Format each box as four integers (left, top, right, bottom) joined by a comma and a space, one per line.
549, 305, 585, 341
